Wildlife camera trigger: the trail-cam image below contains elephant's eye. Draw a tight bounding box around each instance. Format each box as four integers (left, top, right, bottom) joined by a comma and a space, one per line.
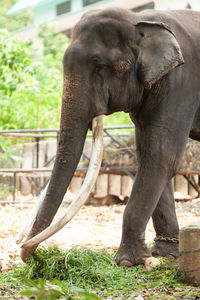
94, 64, 107, 77
95, 65, 102, 74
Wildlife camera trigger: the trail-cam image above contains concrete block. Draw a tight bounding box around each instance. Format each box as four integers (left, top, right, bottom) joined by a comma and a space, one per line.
21, 143, 35, 194
174, 175, 188, 196
22, 143, 34, 168
38, 141, 47, 167
70, 176, 83, 194
179, 225, 200, 285
20, 176, 32, 195
108, 174, 121, 196
95, 174, 108, 197
46, 141, 57, 167
121, 175, 133, 197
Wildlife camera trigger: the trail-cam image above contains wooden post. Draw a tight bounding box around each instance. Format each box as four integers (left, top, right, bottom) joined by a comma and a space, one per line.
179, 225, 200, 285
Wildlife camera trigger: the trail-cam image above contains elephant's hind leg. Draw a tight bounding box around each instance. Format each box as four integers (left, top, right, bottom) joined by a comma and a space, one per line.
115, 120, 187, 267
151, 180, 179, 258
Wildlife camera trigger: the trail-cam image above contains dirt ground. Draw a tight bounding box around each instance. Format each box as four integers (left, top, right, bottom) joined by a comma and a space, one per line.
0, 195, 200, 271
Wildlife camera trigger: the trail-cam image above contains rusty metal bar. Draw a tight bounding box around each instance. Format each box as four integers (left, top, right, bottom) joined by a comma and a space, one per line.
35, 137, 40, 168
0, 129, 59, 134
0, 133, 57, 138
12, 172, 16, 203
103, 129, 134, 157
0, 168, 52, 173
183, 174, 200, 195
0, 125, 134, 135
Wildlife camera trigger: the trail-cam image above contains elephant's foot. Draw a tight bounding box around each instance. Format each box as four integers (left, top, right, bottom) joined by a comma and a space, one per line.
20, 244, 38, 263
115, 241, 151, 266
151, 237, 179, 258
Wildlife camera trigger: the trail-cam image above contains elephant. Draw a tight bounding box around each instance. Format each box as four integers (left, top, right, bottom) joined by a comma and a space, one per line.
19, 7, 200, 266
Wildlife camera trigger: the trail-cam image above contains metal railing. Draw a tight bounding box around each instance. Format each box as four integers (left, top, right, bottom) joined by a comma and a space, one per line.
1, 126, 200, 203
0, 126, 137, 202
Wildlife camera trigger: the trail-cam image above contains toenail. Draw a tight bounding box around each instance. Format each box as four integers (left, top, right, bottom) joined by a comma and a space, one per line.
120, 259, 133, 267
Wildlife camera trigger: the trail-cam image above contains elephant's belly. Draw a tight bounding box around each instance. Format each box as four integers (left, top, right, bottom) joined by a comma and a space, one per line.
189, 128, 200, 141
190, 107, 200, 141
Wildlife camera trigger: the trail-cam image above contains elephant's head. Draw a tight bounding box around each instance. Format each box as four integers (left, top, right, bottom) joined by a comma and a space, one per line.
19, 8, 184, 262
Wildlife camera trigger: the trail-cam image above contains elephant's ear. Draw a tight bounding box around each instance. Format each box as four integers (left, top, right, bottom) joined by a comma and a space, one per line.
136, 21, 184, 89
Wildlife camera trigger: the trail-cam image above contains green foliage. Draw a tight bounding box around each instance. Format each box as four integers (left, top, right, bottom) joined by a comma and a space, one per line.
0, 24, 66, 130
0, 0, 33, 32
20, 278, 68, 300
1, 246, 199, 299
0, 183, 11, 199
103, 112, 132, 127
0, 88, 61, 130
38, 22, 68, 69
0, 29, 32, 95
25, 246, 68, 281
0, 136, 23, 168
20, 279, 102, 300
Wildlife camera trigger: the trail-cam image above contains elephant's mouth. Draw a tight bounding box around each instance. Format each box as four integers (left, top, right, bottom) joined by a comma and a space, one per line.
17, 115, 104, 248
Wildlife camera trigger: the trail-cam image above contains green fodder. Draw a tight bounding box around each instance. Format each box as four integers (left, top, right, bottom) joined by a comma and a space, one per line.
21, 247, 191, 298
25, 246, 114, 286
1, 246, 200, 299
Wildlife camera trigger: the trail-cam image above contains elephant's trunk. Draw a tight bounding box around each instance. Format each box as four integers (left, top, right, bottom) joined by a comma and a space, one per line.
20, 116, 103, 249
19, 76, 103, 262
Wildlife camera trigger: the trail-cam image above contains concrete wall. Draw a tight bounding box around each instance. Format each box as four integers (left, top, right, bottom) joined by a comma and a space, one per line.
34, 0, 82, 25
14, 0, 152, 42
34, 0, 98, 25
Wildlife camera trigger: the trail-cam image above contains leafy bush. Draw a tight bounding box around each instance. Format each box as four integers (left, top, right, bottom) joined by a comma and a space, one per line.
0, 0, 33, 32
0, 24, 67, 130
0, 183, 12, 199
38, 22, 68, 69
0, 29, 33, 95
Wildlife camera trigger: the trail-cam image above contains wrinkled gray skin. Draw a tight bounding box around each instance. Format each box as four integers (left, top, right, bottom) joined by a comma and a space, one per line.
21, 8, 200, 266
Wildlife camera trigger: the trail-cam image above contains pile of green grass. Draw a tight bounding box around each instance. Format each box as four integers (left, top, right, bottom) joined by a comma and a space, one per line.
0, 246, 200, 299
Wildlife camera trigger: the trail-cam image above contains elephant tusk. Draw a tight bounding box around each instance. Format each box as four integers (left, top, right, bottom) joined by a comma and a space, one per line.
16, 183, 49, 244
21, 115, 103, 249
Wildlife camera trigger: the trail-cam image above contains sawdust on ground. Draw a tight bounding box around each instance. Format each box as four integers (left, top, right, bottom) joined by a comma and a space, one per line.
0, 197, 200, 271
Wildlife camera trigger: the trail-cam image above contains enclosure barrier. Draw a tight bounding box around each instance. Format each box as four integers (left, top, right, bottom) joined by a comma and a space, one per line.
0, 126, 199, 203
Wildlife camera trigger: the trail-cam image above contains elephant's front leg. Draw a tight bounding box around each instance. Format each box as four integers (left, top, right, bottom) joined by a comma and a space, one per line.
115, 167, 167, 266
151, 180, 179, 258
115, 127, 184, 266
